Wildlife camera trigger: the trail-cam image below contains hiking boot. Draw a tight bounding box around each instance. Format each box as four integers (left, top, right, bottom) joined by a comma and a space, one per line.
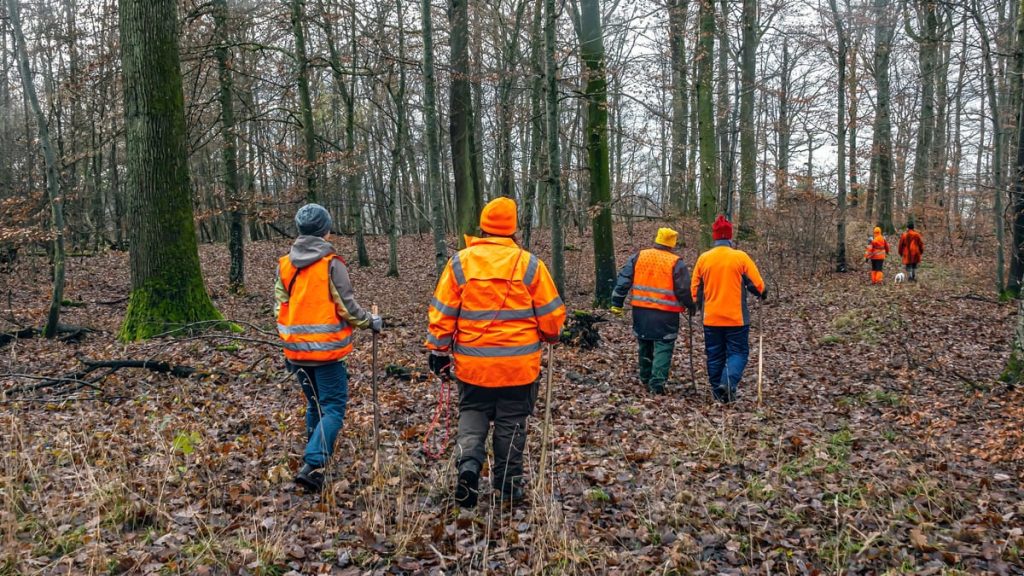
294, 463, 325, 493
648, 383, 666, 395
454, 469, 479, 509
497, 479, 528, 505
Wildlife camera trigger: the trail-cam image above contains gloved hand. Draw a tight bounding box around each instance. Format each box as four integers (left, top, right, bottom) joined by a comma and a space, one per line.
428, 352, 452, 379
609, 306, 624, 317
370, 314, 384, 333
759, 286, 768, 301
541, 332, 561, 344
687, 304, 697, 317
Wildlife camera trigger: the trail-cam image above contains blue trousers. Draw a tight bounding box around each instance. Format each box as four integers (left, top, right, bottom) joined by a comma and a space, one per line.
703, 325, 750, 402
288, 360, 349, 468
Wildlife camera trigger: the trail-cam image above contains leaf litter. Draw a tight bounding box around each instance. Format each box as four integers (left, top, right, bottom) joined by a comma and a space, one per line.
1, 222, 1022, 574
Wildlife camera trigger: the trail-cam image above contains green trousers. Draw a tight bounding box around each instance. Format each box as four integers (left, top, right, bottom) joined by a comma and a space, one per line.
638, 338, 675, 391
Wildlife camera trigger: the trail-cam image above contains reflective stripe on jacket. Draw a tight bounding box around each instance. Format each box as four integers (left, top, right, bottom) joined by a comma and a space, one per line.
425, 236, 566, 387
277, 254, 354, 362
898, 230, 923, 265
691, 241, 765, 327
630, 248, 685, 313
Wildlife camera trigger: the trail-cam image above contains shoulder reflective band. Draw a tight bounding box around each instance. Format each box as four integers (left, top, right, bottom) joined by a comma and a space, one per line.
451, 252, 467, 286
453, 342, 542, 357
523, 254, 539, 286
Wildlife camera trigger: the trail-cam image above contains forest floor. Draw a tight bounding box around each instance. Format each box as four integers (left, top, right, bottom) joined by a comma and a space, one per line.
1, 221, 1023, 575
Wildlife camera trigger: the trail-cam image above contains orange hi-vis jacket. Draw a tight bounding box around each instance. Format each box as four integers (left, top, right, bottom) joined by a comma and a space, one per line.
631, 248, 685, 313
691, 242, 765, 327
426, 236, 566, 387
277, 254, 354, 363
898, 230, 924, 265
865, 235, 889, 260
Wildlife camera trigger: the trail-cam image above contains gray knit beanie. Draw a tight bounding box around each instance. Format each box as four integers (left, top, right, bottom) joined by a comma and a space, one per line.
295, 203, 332, 237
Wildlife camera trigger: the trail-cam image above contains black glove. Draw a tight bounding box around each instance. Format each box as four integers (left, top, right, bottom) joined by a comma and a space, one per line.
759, 286, 768, 301
428, 352, 452, 379
687, 304, 697, 317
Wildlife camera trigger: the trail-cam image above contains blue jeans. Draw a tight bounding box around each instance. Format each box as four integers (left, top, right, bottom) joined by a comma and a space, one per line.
703, 326, 750, 402
288, 360, 349, 468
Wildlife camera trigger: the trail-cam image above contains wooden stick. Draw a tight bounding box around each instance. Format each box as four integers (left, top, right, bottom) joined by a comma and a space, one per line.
371, 304, 381, 472
537, 344, 556, 496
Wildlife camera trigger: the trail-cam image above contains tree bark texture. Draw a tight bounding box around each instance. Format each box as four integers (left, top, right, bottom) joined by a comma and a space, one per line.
696, 0, 719, 248
577, 0, 616, 306
117, 0, 222, 341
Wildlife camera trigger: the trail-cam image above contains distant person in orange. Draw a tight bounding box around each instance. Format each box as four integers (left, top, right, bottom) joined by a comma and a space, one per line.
609, 227, 696, 395
426, 197, 566, 508
690, 215, 766, 403
864, 226, 890, 284
898, 222, 924, 282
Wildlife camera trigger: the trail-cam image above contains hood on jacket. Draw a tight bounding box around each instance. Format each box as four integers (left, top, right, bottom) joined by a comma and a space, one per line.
289, 235, 336, 269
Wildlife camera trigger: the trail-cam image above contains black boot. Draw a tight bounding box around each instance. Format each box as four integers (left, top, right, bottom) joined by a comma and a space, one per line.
454, 468, 479, 509
294, 463, 325, 493
498, 478, 528, 505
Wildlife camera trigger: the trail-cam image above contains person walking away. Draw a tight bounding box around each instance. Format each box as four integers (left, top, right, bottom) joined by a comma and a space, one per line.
898, 223, 924, 282
691, 215, 766, 403
275, 203, 383, 493
425, 197, 566, 508
609, 227, 696, 394
864, 226, 890, 284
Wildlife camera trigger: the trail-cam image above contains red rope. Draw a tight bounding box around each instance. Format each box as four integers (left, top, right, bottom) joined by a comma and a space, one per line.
422, 375, 452, 460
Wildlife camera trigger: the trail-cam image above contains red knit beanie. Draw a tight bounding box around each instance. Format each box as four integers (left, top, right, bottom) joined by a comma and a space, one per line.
712, 214, 733, 241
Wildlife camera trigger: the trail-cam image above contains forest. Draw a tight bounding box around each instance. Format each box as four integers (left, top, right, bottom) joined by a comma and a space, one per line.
1, 0, 1024, 573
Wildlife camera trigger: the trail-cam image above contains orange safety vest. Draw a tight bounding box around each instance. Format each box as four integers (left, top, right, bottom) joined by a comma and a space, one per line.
277, 254, 353, 362
630, 248, 684, 313
426, 236, 566, 387
865, 236, 889, 260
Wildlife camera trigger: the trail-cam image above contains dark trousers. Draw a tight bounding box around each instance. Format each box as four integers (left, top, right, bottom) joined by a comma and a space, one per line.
703, 325, 750, 402
638, 338, 675, 390
456, 381, 538, 492
287, 360, 349, 468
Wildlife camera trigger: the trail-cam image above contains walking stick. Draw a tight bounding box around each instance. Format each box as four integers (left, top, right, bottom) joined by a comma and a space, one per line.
687, 313, 698, 396
537, 343, 556, 495
756, 299, 764, 408
371, 304, 381, 470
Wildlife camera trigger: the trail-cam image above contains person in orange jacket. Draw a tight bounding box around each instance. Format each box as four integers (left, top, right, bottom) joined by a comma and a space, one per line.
275, 203, 382, 493
691, 215, 765, 403
609, 227, 696, 395
864, 226, 890, 284
425, 197, 566, 508
897, 222, 924, 282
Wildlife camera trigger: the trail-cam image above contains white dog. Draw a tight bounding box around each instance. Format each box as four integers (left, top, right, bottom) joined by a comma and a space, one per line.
894, 272, 906, 284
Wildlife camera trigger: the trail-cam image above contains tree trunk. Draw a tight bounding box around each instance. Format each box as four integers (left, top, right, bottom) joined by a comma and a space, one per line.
696, 0, 719, 247
668, 0, 689, 217
872, 0, 896, 233
449, 0, 482, 244
544, 0, 565, 294
777, 38, 790, 204
421, 0, 448, 273
291, 0, 318, 202
907, 0, 938, 225
1008, 0, 1024, 293
976, 0, 1007, 292
523, 0, 544, 249
738, 0, 757, 238
214, 0, 244, 293
117, 0, 222, 341
576, 0, 616, 306
830, 0, 848, 272
8, 0, 66, 338
385, 0, 407, 278
322, 0, 369, 265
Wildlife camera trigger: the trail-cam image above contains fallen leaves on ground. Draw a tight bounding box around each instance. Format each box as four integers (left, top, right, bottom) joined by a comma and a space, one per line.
1, 222, 1022, 574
